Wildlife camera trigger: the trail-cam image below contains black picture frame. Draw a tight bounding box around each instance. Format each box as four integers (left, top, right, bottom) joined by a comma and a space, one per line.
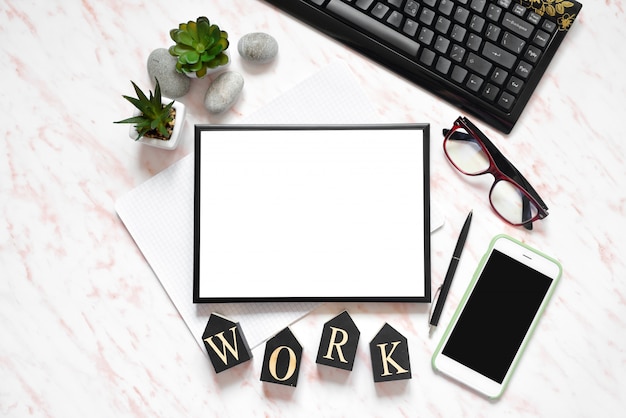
193, 124, 431, 303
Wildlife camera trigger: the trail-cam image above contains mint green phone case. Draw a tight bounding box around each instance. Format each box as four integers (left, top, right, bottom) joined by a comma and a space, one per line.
431, 234, 562, 399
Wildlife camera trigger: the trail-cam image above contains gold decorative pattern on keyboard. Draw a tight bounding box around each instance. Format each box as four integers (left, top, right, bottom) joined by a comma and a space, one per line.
519, 0, 579, 31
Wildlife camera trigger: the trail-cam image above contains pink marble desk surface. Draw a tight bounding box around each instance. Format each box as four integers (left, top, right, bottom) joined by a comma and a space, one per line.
1, 1, 625, 417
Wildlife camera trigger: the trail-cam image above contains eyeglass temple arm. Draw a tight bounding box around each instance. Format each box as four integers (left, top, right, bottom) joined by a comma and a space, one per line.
522, 195, 533, 230
444, 129, 548, 214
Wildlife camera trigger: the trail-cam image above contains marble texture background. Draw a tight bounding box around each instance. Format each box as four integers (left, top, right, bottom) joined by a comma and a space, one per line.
1, 0, 625, 416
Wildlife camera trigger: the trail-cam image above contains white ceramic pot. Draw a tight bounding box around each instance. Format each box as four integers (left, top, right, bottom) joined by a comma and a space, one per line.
129, 99, 186, 150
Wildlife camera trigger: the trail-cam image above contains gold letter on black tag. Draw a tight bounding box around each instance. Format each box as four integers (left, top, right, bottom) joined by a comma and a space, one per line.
369, 323, 411, 382
316, 310, 360, 371
261, 327, 302, 387
202, 313, 252, 373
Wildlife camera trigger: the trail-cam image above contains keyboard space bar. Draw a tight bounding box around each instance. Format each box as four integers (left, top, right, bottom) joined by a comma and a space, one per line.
325, 0, 420, 56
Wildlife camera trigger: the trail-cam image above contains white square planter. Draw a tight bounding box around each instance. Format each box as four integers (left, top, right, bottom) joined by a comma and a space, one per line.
129, 100, 186, 150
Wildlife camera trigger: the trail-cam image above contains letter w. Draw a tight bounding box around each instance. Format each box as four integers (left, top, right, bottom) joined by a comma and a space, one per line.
204, 326, 240, 364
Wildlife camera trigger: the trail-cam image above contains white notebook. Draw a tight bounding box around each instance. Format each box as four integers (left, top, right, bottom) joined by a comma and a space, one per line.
115, 62, 444, 350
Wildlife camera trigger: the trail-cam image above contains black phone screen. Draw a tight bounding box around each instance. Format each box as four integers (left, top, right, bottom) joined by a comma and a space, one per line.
441, 249, 553, 383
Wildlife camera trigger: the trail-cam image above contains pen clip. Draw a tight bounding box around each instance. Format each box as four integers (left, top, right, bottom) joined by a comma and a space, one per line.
428, 284, 443, 323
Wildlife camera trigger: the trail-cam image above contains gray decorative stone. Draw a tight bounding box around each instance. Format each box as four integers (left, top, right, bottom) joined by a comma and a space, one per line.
146, 48, 190, 99
203, 71, 244, 114
237, 32, 278, 64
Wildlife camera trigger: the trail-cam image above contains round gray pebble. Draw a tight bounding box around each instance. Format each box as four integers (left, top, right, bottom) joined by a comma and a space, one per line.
204, 71, 244, 114
146, 48, 190, 99
237, 32, 278, 64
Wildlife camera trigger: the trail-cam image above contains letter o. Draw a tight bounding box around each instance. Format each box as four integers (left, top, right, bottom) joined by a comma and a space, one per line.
269, 345, 297, 381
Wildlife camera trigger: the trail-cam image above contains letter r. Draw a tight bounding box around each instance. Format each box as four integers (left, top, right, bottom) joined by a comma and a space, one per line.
323, 327, 349, 363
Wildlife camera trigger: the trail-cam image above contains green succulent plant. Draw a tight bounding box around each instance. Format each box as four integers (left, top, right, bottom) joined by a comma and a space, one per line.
114, 78, 175, 140
169, 16, 229, 78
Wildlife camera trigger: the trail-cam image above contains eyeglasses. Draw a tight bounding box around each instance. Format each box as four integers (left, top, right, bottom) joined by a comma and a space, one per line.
443, 116, 548, 230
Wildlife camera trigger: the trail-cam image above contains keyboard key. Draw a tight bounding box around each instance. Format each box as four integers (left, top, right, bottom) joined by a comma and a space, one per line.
533, 30, 550, 47
434, 35, 451, 53
542, 20, 557, 33
482, 42, 516, 69
466, 74, 484, 92
404, 0, 419, 17
467, 33, 482, 51
486, 5, 503, 21
482, 83, 500, 101
451, 65, 468, 83
511, 3, 526, 16
527, 11, 541, 25
419, 27, 435, 44
356, 0, 375, 10
525, 45, 541, 63
454, 7, 470, 24
436, 56, 452, 74
470, 15, 486, 32
420, 8, 436, 25
498, 91, 515, 110
491, 67, 508, 85
506, 76, 524, 94
403, 19, 419, 37
466, 52, 492, 76
372, 3, 389, 18
451, 24, 467, 42
515, 61, 533, 78
502, 12, 534, 39
326, 0, 420, 55
501, 31, 525, 54
438, 0, 454, 16
485, 23, 501, 41
450, 44, 466, 62
387, 0, 403, 7
470, 0, 487, 13
436, 16, 452, 33
497, 0, 512, 8
420, 48, 436, 66
387, 10, 403, 26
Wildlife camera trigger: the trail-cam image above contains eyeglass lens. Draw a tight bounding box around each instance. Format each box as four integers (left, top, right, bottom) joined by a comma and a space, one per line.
445, 126, 540, 226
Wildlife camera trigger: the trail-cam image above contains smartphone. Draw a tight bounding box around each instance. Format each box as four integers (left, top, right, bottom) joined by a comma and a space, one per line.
432, 234, 562, 399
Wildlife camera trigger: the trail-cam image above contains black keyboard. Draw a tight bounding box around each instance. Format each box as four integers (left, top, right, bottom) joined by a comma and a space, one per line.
263, 0, 582, 133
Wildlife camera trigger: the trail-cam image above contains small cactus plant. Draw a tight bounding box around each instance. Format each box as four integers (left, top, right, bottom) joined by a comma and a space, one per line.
169, 16, 229, 78
114, 78, 175, 140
